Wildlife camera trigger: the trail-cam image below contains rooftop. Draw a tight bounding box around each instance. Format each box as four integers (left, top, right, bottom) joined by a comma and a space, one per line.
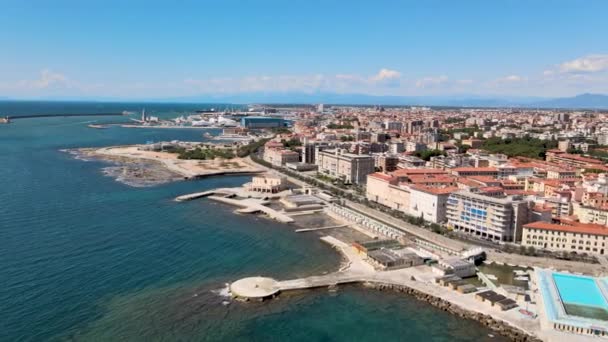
524, 221, 608, 236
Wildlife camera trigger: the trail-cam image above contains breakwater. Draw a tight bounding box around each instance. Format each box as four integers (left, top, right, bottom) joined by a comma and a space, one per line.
366, 282, 541, 342
7, 113, 124, 120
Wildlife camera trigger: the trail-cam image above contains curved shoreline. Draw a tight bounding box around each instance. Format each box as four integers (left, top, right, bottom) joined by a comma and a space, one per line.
231, 234, 543, 341
366, 282, 541, 342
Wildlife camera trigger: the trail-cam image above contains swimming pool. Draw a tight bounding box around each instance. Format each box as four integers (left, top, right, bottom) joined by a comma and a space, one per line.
553, 273, 608, 308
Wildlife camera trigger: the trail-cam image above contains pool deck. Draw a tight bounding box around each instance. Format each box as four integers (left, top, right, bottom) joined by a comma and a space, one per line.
534, 268, 608, 340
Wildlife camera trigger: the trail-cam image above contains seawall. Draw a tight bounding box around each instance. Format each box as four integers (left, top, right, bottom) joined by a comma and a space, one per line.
365, 282, 541, 342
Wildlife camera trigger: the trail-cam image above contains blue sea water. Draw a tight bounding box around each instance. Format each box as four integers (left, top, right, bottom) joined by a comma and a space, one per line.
0, 101, 505, 341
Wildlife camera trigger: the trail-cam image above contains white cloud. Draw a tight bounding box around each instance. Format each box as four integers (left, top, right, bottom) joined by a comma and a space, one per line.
370, 68, 401, 82
19, 69, 70, 89
416, 75, 448, 88
495, 74, 526, 83
183, 69, 405, 94
456, 79, 474, 85
558, 54, 608, 74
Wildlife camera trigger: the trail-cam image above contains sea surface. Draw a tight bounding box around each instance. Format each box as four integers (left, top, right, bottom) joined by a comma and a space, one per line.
0, 101, 505, 341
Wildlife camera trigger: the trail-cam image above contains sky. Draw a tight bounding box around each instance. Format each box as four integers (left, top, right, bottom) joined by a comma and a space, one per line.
1, 0, 607, 100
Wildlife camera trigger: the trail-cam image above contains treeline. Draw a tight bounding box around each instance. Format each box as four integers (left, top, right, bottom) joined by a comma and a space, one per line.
414, 149, 446, 161
481, 136, 557, 159
236, 138, 271, 157
177, 147, 235, 160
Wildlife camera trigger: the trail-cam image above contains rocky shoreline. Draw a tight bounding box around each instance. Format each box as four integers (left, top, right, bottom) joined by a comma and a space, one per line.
364, 282, 541, 342
64, 148, 183, 187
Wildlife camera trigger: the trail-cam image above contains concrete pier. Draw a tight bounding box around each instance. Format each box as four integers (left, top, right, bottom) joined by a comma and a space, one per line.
208, 196, 294, 223
174, 190, 215, 201
230, 277, 280, 300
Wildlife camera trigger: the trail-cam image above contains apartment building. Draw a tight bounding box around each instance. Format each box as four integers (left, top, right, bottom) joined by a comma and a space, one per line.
446, 190, 530, 242
450, 167, 499, 178
522, 221, 608, 255
408, 185, 454, 223
263, 148, 300, 167
546, 150, 604, 169
574, 205, 608, 226
366, 173, 410, 211
366, 172, 456, 223
317, 149, 374, 184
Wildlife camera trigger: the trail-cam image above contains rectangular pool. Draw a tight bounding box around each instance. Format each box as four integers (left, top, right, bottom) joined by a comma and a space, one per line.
553, 273, 607, 308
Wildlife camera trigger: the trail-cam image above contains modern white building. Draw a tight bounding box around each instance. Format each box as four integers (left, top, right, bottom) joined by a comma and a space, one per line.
408, 185, 453, 224
446, 190, 531, 242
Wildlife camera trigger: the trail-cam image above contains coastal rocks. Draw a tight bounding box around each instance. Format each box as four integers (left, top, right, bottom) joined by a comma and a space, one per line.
64, 148, 182, 187
366, 282, 541, 342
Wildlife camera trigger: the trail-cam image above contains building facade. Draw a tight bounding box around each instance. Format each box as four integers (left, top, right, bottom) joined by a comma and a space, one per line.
263, 148, 300, 167
316, 149, 374, 184
446, 190, 530, 242
522, 221, 608, 255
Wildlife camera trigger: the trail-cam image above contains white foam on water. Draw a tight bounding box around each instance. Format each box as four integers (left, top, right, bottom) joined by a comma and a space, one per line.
211, 283, 232, 299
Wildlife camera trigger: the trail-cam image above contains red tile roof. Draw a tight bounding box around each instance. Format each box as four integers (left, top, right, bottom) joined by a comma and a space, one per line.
451, 167, 498, 173
524, 221, 608, 236
409, 185, 458, 195
392, 168, 448, 176
368, 172, 396, 182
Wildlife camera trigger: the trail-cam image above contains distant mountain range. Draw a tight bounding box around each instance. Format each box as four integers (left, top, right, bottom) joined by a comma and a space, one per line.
162, 92, 608, 109
2, 93, 608, 109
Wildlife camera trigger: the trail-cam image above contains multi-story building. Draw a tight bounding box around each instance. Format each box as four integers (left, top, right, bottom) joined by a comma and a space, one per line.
598, 133, 608, 146
263, 148, 300, 167
558, 140, 571, 152
366, 173, 410, 212
546, 150, 604, 169
377, 155, 399, 172
406, 141, 426, 153
574, 205, 608, 226
384, 120, 403, 131
366, 173, 456, 224
316, 149, 374, 184
446, 190, 531, 242
302, 141, 329, 164
240, 116, 285, 129
450, 167, 498, 178
408, 185, 454, 223
398, 155, 426, 168
522, 221, 608, 255
389, 142, 405, 154
546, 168, 577, 179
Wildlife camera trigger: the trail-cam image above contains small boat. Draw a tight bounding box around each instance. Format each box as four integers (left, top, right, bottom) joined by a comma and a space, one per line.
486, 274, 498, 281
514, 276, 529, 281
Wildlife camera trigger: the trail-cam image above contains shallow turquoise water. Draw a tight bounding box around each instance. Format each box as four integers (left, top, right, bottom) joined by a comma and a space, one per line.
0, 102, 505, 341
553, 273, 607, 308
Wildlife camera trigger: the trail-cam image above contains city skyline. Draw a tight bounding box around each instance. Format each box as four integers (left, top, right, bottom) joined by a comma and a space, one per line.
1, 0, 608, 99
